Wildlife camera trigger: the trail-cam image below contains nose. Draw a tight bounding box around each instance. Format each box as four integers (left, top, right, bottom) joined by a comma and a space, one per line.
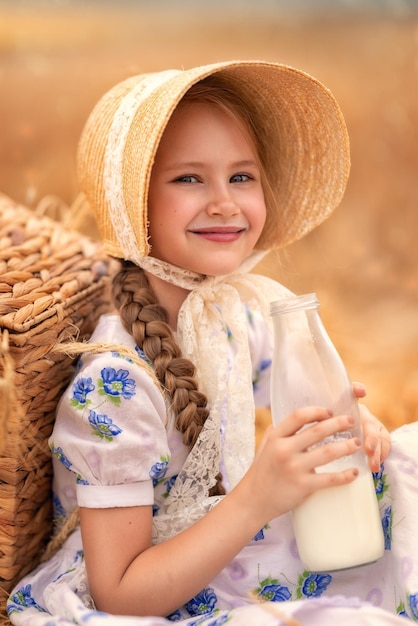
206, 189, 240, 218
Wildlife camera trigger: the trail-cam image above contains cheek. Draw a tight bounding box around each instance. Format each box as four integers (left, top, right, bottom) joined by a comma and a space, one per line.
147, 218, 163, 249
148, 211, 179, 254
255, 198, 268, 235
250, 202, 268, 248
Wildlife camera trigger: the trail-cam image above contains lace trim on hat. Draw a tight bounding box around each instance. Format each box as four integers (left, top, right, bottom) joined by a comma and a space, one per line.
103, 70, 180, 261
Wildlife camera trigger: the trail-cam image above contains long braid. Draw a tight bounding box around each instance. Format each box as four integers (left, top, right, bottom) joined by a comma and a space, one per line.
41, 263, 223, 563
113, 261, 225, 497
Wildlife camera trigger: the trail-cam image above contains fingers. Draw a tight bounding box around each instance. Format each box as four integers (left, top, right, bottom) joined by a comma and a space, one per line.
363, 427, 380, 472
303, 436, 362, 473
276, 406, 334, 439
275, 409, 362, 479
309, 465, 360, 491
276, 406, 355, 449
289, 434, 362, 501
295, 413, 355, 452
352, 381, 367, 399
360, 403, 392, 471
364, 423, 392, 472
253, 409, 363, 518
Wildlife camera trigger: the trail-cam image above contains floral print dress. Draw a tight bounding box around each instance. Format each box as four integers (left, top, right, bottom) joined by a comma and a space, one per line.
7, 313, 418, 626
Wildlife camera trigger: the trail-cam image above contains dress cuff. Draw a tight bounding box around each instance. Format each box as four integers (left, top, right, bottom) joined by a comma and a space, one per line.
76, 480, 154, 508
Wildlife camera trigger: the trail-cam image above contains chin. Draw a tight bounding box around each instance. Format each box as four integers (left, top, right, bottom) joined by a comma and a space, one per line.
196, 263, 243, 277
192, 256, 248, 277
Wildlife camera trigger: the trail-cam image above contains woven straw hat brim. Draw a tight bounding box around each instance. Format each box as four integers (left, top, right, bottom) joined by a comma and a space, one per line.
77, 60, 350, 262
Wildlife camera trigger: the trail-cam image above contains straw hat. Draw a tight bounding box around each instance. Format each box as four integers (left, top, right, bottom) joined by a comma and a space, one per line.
77, 60, 350, 264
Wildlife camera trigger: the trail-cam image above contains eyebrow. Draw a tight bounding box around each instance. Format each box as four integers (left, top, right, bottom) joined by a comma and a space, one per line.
164, 159, 259, 172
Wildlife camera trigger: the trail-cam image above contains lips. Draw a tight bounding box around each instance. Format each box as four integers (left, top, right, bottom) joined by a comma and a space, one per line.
189, 225, 247, 243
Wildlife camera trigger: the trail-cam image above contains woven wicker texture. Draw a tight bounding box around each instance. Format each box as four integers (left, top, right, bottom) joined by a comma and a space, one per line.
0, 194, 111, 616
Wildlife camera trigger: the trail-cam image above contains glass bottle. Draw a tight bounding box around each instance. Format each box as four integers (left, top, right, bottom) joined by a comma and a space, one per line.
270, 293, 384, 572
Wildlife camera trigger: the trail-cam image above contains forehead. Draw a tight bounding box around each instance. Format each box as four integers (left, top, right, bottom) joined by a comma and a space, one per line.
155, 100, 260, 162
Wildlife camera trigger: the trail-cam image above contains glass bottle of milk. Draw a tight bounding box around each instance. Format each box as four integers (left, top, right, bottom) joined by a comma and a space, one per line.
270, 293, 384, 572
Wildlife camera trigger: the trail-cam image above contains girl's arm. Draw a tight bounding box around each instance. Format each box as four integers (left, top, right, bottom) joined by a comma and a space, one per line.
81, 407, 361, 617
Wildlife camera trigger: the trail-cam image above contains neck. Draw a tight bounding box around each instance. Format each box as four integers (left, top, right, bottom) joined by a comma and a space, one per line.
144, 271, 190, 330
136, 251, 268, 329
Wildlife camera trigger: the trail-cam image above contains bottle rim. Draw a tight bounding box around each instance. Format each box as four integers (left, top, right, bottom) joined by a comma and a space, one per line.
270, 292, 319, 316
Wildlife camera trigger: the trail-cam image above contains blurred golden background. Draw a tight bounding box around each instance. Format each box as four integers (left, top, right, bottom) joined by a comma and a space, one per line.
0, 0, 417, 431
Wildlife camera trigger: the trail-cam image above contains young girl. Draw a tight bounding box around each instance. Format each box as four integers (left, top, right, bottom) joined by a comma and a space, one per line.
7, 60, 418, 626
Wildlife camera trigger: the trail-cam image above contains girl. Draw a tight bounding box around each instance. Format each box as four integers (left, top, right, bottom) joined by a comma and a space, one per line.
7, 60, 418, 625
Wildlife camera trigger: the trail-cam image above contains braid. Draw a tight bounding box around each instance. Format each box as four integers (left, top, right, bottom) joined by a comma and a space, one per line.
112, 262, 225, 497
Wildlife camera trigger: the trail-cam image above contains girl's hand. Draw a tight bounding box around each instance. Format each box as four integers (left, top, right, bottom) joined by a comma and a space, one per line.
245, 406, 362, 522
353, 381, 391, 472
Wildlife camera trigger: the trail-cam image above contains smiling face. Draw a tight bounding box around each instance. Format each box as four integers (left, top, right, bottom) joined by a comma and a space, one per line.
147, 100, 267, 276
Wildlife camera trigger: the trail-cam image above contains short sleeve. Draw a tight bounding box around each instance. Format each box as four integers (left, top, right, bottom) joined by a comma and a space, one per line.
49, 349, 170, 509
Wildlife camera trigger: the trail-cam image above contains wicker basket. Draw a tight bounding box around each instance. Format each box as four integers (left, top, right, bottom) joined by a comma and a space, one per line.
0, 194, 112, 609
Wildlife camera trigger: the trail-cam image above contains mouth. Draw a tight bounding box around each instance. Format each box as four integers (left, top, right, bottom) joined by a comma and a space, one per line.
189, 226, 247, 243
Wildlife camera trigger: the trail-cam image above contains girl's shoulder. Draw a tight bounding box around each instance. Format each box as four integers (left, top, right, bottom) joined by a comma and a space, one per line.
67, 313, 162, 406
84, 313, 155, 375
90, 313, 136, 346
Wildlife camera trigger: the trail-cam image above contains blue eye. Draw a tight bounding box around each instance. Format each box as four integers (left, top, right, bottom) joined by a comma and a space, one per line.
230, 173, 251, 183
175, 175, 198, 184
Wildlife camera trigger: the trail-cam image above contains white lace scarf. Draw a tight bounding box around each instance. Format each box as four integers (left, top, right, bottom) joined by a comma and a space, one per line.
137, 255, 291, 544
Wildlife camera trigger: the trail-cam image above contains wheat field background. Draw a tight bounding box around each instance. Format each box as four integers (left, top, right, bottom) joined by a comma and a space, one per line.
0, 0, 417, 432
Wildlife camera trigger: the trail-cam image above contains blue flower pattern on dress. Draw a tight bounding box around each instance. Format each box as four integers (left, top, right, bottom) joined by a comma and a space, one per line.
150, 457, 169, 486
50, 365, 134, 484
170, 610, 229, 626
252, 524, 270, 542
409, 593, 418, 619
134, 345, 153, 367
185, 613, 230, 626
396, 600, 408, 618
7, 584, 45, 615
88, 409, 123, 441
163, 474, 177, 497
299, 572, 332, 598
71, 376, 95, 408
51, 550, 84, 584
382, 505, 393, 550
253, 528, 265, 542
167, 609, 183, 621
253, 568, 332, 604
372, 464, 393, 553
76, 474, 90, 485
50, 445, 72, 469
98, 367, 136, 405
111, 346, 153, 368
52, 492, 66, 524
254, 575, 292, 602
186, 588, 218, 616
373, 464, 389, 500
